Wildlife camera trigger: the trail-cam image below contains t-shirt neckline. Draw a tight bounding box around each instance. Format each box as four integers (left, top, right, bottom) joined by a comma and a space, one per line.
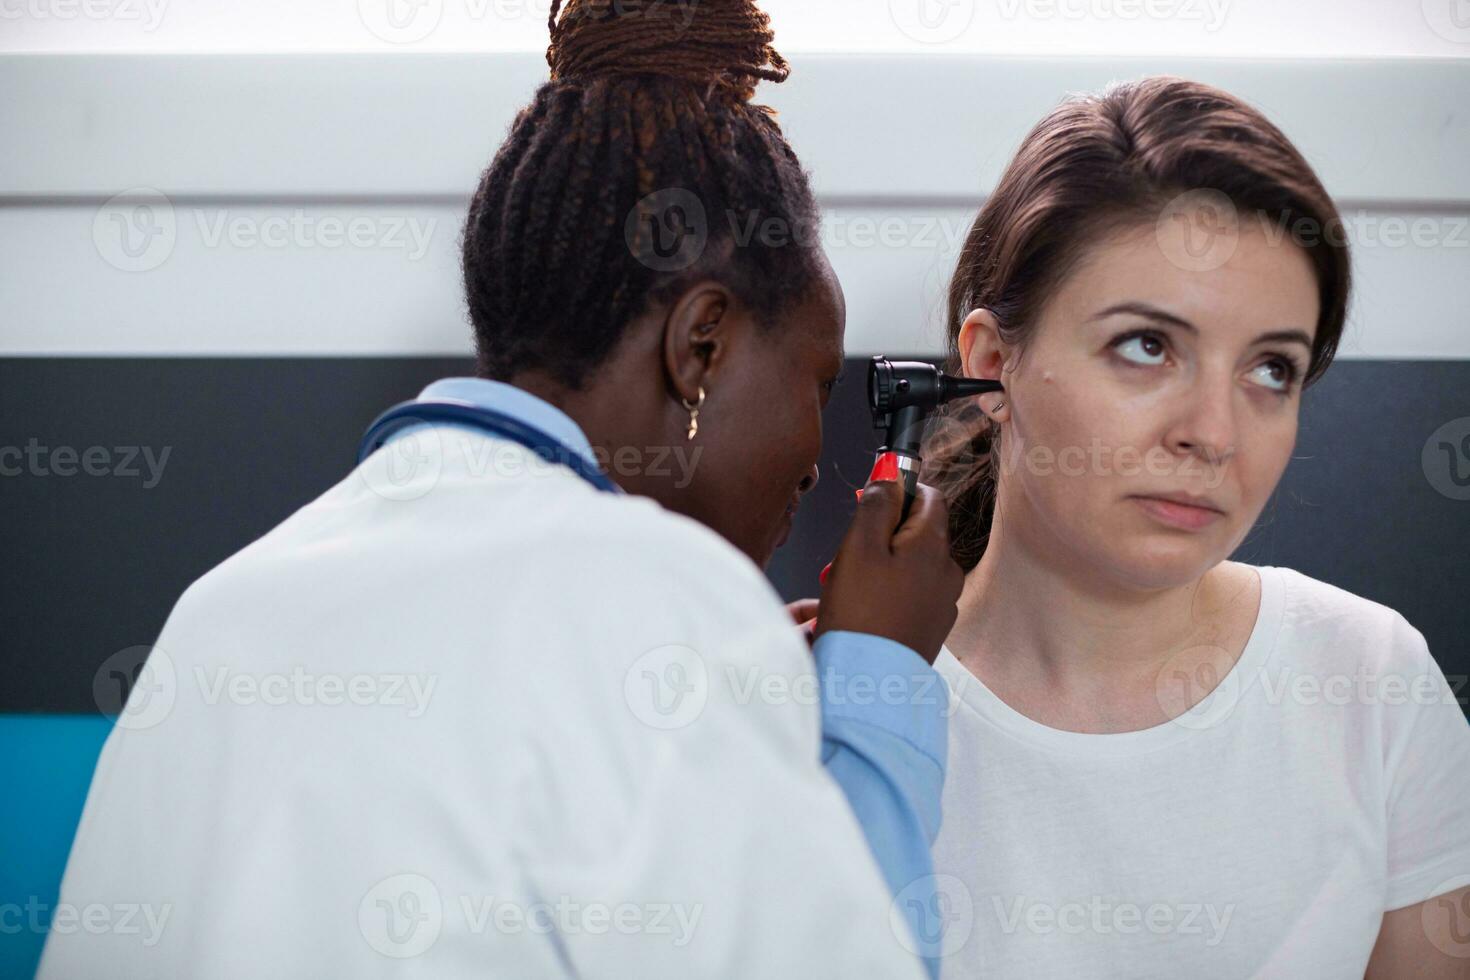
934, 564, 1286, 757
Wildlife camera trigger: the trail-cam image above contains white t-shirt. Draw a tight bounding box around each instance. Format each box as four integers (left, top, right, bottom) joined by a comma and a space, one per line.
931, 563, 1470, 979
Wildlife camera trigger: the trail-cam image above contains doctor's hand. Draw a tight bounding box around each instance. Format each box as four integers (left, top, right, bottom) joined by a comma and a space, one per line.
785, 599, 820, 648
813, 478, 963, 665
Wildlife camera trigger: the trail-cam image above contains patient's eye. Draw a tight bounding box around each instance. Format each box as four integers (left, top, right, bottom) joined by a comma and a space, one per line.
1247, 357, 1300, 394
1110, 330, 1168, 366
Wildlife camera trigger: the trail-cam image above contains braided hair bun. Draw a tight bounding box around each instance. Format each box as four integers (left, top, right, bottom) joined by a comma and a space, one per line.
547, 0, 789, 103
463, 0, 820, 389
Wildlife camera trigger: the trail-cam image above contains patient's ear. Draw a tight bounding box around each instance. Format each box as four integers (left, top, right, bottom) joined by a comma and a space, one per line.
958, 308, 1006, 382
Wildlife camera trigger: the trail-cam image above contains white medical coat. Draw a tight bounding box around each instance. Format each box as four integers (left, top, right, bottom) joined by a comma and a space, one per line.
38, 421, 930, 979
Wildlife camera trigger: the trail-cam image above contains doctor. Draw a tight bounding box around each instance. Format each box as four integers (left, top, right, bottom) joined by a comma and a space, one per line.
40, 2, 966, 978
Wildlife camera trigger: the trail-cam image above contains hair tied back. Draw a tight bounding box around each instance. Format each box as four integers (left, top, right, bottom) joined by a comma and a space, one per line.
547, 0, 790, 102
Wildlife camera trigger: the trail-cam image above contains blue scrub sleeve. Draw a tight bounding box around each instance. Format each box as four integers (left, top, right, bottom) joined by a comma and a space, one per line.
813, 630, 950, 980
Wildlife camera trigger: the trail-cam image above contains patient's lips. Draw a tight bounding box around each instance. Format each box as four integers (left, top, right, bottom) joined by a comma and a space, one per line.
1127, 490, 1225, 531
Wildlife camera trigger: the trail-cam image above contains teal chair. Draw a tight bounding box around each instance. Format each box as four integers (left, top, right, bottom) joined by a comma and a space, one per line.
0, 715, 115, 980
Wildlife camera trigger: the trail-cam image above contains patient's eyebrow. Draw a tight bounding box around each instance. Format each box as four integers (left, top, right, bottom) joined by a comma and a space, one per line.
1088, 301, 1313, 349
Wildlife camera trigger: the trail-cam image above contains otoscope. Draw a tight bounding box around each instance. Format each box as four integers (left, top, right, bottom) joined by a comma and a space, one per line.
867, 355, 1005, 522
818, 356, 1003, 585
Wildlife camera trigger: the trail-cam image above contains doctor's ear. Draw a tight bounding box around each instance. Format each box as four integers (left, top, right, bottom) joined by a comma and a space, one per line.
661, 281, 736, 406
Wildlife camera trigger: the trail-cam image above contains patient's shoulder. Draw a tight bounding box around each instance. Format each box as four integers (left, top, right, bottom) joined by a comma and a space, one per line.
1267, 564, 1434, 673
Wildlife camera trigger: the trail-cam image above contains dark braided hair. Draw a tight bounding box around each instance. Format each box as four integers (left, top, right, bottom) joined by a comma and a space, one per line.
462, 0, 821, 390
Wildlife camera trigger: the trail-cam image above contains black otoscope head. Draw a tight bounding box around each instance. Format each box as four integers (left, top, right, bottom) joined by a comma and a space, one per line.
868, 356, 1004, 456
818, 356, 1008, 579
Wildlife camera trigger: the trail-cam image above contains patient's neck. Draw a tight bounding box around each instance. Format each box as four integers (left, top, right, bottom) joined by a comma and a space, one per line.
948, 499, 1241, 731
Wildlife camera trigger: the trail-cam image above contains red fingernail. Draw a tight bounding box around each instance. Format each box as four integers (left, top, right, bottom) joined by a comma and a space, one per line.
869, 451, 899, 484
819, 561, 833, 585
854, 488, 864, 501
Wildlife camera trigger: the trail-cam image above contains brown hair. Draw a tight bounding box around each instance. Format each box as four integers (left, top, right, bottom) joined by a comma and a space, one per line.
924, 75, 1352, 571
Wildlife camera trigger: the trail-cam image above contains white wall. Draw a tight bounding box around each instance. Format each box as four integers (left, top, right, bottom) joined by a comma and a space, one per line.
2, 52, 1468, 358
4, 0, 1470, 57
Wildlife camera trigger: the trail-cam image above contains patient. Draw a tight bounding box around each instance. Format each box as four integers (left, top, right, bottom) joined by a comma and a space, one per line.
923, 76, 1470, 977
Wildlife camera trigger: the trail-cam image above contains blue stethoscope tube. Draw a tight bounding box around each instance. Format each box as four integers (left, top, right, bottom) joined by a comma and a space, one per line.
358, 399, 621, 494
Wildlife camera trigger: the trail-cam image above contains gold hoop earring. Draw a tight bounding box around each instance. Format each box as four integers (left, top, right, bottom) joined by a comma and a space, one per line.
681, 386, 706, 441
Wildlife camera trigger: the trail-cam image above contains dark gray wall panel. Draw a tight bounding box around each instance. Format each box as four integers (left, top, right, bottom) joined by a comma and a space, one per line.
2, 357, 1465, 715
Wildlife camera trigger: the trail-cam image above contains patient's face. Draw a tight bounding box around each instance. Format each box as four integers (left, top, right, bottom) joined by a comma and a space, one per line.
978, 217, 1320, 590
